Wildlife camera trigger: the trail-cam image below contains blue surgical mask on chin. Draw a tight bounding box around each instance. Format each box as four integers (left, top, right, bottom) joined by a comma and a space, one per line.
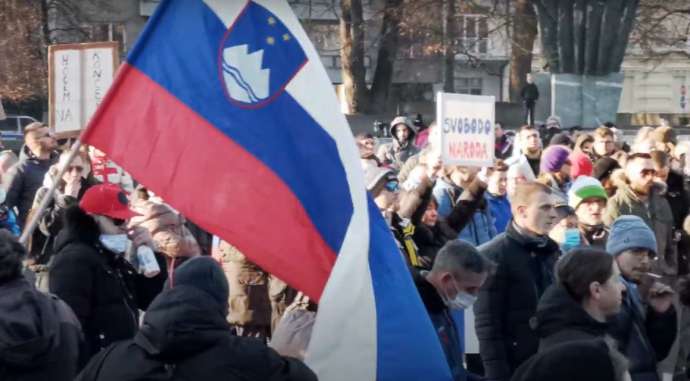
561, 228, 581, 252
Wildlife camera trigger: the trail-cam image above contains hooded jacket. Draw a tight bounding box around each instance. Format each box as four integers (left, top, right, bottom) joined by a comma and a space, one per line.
531, 284, 609, 351
49, 207, 166, 360
75, 257, 317, 381
376, 119, 419, 170
604, 170, 677, 275
4, 146, 58, 228
0, 277, 82, 381
474, 222, 560, 381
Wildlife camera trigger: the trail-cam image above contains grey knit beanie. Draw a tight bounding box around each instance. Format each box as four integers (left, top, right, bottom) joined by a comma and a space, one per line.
606, 215, 657, 256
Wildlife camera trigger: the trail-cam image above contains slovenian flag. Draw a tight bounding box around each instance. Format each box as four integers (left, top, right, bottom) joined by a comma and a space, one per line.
80, 1, 452, 380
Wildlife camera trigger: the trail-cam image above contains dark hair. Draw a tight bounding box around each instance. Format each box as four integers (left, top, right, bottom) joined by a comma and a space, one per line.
355, 132, 375, 141
519, 124, 537, 133
63, 205, 101, 245
0, 230, 27, 284
556, 248, 614, 303
493, 159, 509, 172
650, 150, 669, 168
627, 152, 652, 162
432, 240, 496, 275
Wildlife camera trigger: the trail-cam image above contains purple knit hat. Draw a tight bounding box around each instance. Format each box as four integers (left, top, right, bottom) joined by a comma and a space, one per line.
540, 145, 571, 173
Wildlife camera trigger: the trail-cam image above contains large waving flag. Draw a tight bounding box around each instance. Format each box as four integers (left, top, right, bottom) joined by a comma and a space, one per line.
81, 1, 451, 380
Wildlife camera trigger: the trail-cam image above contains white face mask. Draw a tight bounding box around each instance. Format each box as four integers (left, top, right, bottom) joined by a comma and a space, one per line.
99, 234, 129, 253
441, 279, 478, 310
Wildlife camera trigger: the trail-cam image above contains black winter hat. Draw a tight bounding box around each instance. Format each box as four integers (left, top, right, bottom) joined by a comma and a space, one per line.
592, 157, 620, 181
168, 256, 229, 307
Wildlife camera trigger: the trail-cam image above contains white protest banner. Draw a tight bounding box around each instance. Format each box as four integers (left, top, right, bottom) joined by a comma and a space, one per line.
437, 92, 495, 166
49, 42, 119, 137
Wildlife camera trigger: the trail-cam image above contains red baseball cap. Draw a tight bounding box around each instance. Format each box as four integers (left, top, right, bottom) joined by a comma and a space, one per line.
79, 184, 140, 220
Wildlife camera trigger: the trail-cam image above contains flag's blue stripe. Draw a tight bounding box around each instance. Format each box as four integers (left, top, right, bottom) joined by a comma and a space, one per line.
367, 197, 453, 381
125, 0, 352, 255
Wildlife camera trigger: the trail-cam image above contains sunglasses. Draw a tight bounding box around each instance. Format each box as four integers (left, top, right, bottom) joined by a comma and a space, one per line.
67, 165, 84, 173
384, 180, 399, 193
110, 217, 126, 226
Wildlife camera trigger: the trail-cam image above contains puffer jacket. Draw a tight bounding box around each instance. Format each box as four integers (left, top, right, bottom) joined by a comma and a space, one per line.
0, 277, 82, 381
485, 192, 511, 234
4, 147, 58, 228
433, 178, 496, 246
604, 170, 677, 275
130, 200, 200, 264
474, 222, 560, 381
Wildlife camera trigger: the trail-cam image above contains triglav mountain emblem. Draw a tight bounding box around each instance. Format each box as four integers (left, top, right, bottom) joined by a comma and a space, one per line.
218, 1, 307, 109
222, 44, 270, 103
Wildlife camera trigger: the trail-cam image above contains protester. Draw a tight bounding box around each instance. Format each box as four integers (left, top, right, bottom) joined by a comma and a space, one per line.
4, 122, 58, 229
474, 181, 560, 380
49, 184, 167, 360
433, 166, 496, 246
548, 132, 573, 148
376, 116, 419, 171
28, 151, 96, 287
355, 132, 381, 171
506, 155, 535, 196
75, 256, 317, 381
569, 151, 593, 181
573, 133, 594, 159
520, 73, 539, 126
513, 125, 542, 177
0, 230, 82, 381
130, 198, 201, 271
540, 116, 562, 148
605, 153, 677, 275
652, 125, 677, 154
415, 240, 494, 381
494, 122, 513, 160
531, 248, 625, 350
548, 208, 579, 253
484, 161, 512, 233
0, 189, 19, 236
605, 216, 678, 381
592, 157, 621, 197
592, 126, 616, 160
537, 145, 571, 196
568, 176, 609, 248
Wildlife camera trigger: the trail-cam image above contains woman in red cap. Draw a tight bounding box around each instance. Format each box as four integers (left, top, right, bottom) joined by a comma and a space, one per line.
48, 183, 167, 362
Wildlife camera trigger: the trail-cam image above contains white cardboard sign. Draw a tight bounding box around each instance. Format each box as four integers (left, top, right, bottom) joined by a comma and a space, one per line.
437, 92, 495, 166
49, 42, 118, 136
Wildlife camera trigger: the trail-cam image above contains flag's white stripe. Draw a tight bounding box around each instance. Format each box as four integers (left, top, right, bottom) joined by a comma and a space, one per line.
202, 1, 377, 380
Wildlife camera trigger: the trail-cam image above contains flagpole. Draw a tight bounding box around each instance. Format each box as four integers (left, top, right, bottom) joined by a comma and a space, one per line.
19, 139, 83, 246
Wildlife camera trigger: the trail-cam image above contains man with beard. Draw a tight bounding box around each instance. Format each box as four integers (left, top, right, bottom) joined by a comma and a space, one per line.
568, 176, 609, 248
605, 216, 677, 381
604, 153, 677, 276
5, 123, 58, 229
376, 116, 419, 171
474, 181, 560, 380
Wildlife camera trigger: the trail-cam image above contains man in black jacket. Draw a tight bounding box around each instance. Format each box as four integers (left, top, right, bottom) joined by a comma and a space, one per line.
474, 181, 560, 381
520, 74, 539, 126
75, 256, 317, 381
4, 122, 58, 229
0, 230, 82, 381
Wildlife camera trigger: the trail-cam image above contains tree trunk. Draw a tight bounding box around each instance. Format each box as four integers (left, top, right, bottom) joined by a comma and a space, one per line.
509, 0, 538, 102
369, 0, 404, 113
339, 0, 368, 114
442, 0, 457, 93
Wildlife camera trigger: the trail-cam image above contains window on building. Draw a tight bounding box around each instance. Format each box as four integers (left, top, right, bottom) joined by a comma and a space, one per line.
456, 77, 483, 95
457, 15, 489, 54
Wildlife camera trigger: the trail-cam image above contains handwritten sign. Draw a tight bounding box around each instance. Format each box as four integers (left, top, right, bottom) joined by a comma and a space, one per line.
49, 42, 118, 137
437, 92, 495, 166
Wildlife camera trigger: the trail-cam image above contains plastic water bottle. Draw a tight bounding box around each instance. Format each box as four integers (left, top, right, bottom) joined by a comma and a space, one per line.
136, 245, 160, 278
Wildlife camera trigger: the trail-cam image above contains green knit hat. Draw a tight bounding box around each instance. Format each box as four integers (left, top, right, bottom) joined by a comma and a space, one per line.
568, 176, 608, 209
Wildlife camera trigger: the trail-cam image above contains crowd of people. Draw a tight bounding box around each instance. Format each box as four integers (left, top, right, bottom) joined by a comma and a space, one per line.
357, 115, 690, 381
3, 113, 690, 381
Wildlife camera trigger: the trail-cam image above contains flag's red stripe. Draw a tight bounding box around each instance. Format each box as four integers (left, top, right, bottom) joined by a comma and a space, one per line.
82, 64, 335, 300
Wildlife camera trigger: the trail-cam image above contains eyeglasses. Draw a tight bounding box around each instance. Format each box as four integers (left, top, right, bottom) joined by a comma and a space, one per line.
384, 180, 399, 193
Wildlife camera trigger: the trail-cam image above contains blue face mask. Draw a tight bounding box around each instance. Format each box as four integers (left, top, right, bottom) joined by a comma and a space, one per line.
561, 228, 581, 252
